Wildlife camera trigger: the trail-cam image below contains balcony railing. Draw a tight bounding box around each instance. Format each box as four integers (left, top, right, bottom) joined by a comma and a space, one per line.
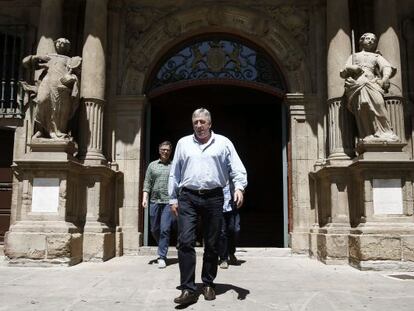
0, 25, 26, 118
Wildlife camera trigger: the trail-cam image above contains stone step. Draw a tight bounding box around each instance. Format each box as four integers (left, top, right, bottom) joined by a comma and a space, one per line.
136, 247, 292, 258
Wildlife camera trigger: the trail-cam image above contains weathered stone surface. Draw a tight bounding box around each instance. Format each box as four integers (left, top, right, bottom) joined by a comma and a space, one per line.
46, 233, 82, 264
4, 232, 82, 266
326, 234, 348, 259
83, 232, 115, 262
402, 235, 414, 261
349, 235, 401, 261
4, 232, 46, 259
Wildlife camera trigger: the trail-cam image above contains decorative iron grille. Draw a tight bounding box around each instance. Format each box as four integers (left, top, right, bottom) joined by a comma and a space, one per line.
0, 25, 25, 117
148, 37, 286, 95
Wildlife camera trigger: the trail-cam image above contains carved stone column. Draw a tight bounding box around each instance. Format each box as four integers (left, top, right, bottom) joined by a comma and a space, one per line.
79, 0, 108, 164
326, 0, 353, 161
79, 99, 105, 162
328, 98, 354, 160
375, 0, 403, 96
79, 0, 114, 262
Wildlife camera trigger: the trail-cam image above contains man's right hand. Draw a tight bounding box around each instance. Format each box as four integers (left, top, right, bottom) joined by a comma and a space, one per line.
171, 203, 179, 217
142, 192, 149, 208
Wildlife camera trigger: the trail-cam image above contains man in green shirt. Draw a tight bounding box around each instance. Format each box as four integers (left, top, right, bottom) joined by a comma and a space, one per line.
142, 141, 175, 268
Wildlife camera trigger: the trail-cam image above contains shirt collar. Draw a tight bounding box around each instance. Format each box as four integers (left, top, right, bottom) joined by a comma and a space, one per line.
192, 131, 215, 145
157, 159, 171, 164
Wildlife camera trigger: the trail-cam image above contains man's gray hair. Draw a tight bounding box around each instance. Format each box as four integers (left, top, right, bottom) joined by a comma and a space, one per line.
192, 108, 211, 123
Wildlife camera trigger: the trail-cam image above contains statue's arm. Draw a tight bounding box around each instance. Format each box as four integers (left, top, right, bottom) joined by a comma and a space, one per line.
376, 55, 396, 91
22, 54, 50, 70
377, 66, 393, 91
340, 55, 362, 79
22, 55, 35, 69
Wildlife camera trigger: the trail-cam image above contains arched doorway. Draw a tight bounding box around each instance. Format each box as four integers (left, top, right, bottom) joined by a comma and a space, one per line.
143, 35, 289, 247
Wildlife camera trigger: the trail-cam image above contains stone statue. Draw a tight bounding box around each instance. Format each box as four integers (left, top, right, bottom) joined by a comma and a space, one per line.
22, 38, 82, 140
340, 32, 399, 142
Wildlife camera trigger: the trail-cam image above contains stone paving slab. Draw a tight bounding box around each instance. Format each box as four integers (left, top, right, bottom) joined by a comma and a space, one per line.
0, 249, 414, 310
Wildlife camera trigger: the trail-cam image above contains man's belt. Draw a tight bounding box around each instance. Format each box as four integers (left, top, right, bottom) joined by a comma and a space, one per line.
182, 187, 222, 196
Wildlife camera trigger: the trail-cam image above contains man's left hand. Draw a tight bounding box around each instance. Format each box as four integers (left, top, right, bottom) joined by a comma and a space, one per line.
234, 189, 244, 208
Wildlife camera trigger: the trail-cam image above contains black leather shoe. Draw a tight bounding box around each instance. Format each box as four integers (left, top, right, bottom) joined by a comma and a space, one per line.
203, 286, 216, 301
174, 290, 198, 305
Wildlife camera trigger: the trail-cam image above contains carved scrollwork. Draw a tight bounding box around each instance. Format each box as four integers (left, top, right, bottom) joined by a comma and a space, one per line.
283, 50, 303, 71
164, 17, 182, 37
263, 5, 309, 46
207, 5, 226, 26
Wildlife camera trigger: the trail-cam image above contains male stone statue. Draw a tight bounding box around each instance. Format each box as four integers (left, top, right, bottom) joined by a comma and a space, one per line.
22, 38, 82, 140
340, 32, 399, 142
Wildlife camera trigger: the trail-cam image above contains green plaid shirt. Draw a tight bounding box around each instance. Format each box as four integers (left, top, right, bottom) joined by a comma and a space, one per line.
143, 159, 171, 204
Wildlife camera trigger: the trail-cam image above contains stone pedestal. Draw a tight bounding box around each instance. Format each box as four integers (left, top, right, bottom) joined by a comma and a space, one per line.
347, 158, 414, 270
349, 226, 414, 271
83, 232, 115, 262
356, 141, 408, 160
5, 141, 83, 266
81, 166, 116, 262
311, 166, 351, 264
315, 223, 350, 265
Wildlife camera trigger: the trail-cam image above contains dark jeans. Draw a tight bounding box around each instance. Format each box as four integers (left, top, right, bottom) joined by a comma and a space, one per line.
149, 202, 176, 259
177, 188, 224, 292
219, 209, 240, 261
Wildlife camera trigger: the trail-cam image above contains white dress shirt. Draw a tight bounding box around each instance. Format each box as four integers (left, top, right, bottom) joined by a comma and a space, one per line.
168, 131, 247, 204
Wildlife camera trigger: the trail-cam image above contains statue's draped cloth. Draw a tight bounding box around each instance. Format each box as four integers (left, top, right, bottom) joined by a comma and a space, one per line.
343, 52, 396, 140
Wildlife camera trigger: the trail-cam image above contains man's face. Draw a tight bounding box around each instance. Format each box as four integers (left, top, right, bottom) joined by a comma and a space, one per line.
159, 144, 172, 161
192, 114, 211, 140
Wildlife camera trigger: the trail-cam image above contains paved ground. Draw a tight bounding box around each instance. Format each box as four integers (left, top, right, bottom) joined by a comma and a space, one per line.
1, 248, 414, 311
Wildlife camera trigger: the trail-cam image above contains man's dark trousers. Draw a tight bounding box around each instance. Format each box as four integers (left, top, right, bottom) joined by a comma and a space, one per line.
177, 188, 224, 292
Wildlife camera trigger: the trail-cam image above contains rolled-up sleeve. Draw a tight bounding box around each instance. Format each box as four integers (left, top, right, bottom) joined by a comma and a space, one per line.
143, 163, 153, 193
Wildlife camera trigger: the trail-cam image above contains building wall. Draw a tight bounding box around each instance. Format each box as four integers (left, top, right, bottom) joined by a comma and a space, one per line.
0, 0, 413, 266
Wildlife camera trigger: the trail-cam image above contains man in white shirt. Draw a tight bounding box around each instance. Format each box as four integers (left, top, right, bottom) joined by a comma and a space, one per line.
169, 108, 247, 305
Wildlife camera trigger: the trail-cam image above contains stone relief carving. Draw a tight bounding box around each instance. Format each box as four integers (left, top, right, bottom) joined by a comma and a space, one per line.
262, 5, 309, 46
340, 33, 399, 142
21, 38, 82, 140
164, 17, 182, 37
283, 50, 303, 71
207, 5, 226, 26
118, 2, 308, 94
120, 7, 173, 94
254, 17, 270, 37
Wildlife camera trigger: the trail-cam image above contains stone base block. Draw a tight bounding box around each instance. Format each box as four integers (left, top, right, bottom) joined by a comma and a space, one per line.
4, 231, 82, 266
83, 232, 115, 262
349, 234, 414, 271
121, 230, 142, 255
290, 231, 309, 254
402, 235, 414, 261
350, 260, 414, 271
309, 231, 319, 258
317, 233, 349, 264
115, 231, 123, 257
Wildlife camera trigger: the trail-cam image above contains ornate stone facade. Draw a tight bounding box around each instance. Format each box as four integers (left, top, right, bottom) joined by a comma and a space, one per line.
0, 0, 414, 271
